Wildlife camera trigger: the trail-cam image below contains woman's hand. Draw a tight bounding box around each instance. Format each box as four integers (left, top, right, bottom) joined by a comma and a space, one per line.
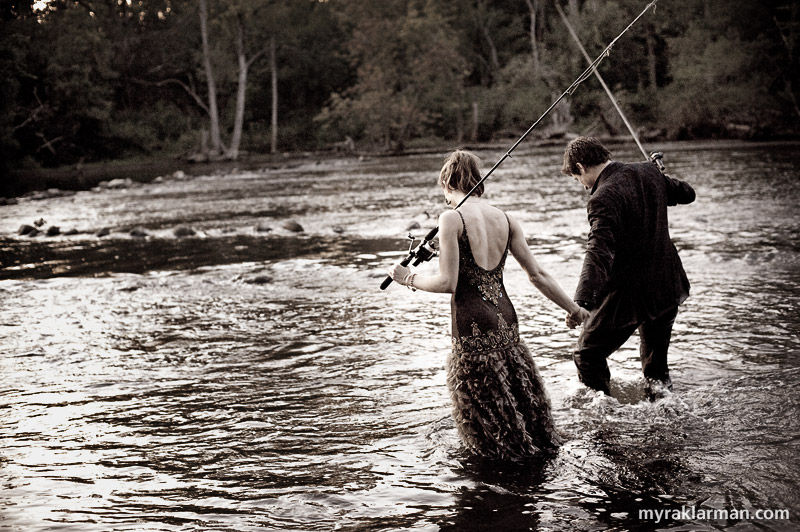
389, 264, 412, 285
566, 307, 590, 329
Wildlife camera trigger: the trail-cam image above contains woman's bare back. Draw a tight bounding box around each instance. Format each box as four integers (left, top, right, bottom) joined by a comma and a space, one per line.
455, 202, 510, 270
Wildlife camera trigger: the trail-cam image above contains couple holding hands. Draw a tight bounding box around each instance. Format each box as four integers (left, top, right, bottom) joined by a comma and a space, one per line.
388, 136, 695, 460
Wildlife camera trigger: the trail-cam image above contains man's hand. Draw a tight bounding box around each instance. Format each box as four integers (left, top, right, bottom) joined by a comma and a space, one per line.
566, 307, 590, 329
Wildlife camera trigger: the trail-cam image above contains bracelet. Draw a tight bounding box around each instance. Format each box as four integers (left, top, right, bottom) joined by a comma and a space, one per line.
407, 273, 417, 292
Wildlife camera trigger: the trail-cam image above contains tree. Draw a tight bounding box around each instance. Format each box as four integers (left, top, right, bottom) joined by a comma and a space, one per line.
4, 2, 116, 166
194, 0, 322, 159
771, 1, 800, 122
654, 0, 792, 138
318, 0, 467, 150
197, 0, 273, 159
198, 0, 224, 156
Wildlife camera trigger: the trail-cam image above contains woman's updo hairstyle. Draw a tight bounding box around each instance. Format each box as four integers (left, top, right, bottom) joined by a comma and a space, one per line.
438, 150, 484, 197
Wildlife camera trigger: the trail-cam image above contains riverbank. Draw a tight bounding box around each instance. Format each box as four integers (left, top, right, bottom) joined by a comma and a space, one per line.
4, 137, 799, 201
2, 152, 302, 200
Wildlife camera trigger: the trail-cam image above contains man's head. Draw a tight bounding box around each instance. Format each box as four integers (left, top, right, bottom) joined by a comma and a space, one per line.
562, 137, 612, 190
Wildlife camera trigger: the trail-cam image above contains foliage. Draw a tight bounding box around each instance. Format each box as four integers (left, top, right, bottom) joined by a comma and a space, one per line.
316, 1, 467, 150
0, 0, 797, 177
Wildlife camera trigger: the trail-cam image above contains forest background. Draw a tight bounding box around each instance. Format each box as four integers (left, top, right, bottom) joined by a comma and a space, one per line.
1, 0, 798, 197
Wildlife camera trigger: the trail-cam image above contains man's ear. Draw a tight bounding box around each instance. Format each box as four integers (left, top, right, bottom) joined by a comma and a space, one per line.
576, 162, 585, 175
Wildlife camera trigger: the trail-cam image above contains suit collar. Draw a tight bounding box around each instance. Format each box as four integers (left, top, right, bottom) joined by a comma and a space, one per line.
590, 161, 622, 195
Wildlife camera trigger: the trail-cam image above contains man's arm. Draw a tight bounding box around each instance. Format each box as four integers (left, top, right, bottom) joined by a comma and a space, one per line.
574, 197, 618, 309
664, 174, 695, 206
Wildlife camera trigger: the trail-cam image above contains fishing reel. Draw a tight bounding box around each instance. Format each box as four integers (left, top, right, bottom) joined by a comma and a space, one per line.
649, 151, 666, 174
380, 227, 439, 290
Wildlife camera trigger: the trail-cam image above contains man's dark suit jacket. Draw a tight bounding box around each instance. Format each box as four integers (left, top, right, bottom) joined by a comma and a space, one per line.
575, 161, 695, 331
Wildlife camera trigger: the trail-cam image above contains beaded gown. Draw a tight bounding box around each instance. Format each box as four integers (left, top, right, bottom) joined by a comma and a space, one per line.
447, 211, 562, 459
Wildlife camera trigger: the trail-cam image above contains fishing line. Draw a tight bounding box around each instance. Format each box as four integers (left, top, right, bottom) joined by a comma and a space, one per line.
381, 0, 659, 290
555, 2, 651, 161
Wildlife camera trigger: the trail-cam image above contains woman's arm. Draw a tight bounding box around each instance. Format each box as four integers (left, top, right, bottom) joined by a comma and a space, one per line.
389, 210, 460, 293
507, 214, 588, 325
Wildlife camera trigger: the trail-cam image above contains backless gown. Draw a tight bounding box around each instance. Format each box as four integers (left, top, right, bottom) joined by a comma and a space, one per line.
446, 211, 562, 459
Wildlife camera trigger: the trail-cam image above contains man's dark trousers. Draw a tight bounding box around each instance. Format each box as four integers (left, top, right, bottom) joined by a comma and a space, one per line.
573, 306, 678, 395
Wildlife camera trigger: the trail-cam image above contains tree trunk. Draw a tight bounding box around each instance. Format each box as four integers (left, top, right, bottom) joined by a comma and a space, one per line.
472, 101, 479, 142
477, 1, 499, 73
567, 0, 579, 15
524, 0, 540, 75
227, 14, 248, 160
646, 30, 658, 89
481, 23, 500, 72
199, 0, 223, 156
270, 35, 278, 154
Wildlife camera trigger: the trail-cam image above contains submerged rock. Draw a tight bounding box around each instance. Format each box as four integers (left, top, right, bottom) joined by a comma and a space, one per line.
18, 224, 36, 236
406, 220, 421, 231
245, 275, 273, 285
101, 178, 134, 189
173, 226, 196, 238
332, 226, 345, 234
281, 220, 304, 233
256, 224, 272, 233
64, 228, 79, 236
95, 227, 111, 237
118, 285, 141, 292
130, 228, 149, 238
46, 226, 60, 237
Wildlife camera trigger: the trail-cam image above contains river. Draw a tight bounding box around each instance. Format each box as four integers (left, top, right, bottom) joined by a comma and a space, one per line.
1, 140, 798, 531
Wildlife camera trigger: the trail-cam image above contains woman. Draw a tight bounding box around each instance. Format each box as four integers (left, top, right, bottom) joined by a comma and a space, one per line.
389, 150, 588, 460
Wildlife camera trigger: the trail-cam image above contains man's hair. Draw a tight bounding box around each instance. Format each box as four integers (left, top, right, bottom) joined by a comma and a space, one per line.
562, 137, 612, 176
438, 150, 484, 197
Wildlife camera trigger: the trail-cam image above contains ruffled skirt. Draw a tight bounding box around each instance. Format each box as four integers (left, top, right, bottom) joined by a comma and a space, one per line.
446, 339, 562, 460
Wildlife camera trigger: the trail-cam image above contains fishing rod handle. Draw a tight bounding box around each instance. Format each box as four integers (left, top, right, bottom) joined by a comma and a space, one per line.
380, 227, 438, 290
379, 254, 413, 290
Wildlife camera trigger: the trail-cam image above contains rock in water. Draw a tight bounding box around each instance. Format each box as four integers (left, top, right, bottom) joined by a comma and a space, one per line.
245, 275, 273, 285
95, 228, 111, 237
18, 224, 36, 235
406, 220, 421, 231
174, 226, 196, 238
46, 226, 60, 236
130, 228, 148, 238
282, 220, 304, 233
106, 178, 132, 189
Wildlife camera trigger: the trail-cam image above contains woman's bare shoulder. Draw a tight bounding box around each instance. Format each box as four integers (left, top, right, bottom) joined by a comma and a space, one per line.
501, 210, 524, 237
439, 209, 460, 221
438, 209, 462, 234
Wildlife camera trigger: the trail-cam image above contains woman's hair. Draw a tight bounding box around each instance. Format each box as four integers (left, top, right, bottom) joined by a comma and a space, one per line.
438, 150, 484, 197
561, 136, 612, 176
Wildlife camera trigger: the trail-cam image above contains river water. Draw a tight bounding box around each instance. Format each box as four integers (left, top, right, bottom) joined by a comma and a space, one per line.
0, 141, 798, 531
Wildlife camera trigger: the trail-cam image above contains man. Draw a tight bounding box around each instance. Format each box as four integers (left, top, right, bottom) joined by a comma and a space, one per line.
562, 137, 695, 397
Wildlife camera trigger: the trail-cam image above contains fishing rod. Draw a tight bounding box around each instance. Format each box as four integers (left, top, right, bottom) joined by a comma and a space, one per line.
380, 0, 659, 290
554, 2, 667, 174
